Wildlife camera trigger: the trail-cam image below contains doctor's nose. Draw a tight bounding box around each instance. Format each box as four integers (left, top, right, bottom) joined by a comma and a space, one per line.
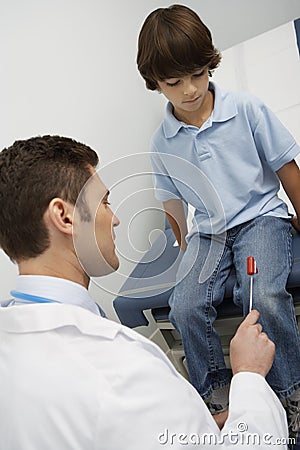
112, 213, 120, 228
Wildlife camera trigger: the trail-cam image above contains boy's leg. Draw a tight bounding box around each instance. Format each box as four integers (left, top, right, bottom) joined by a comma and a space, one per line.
232, 216, 300, 436
169, 232, 232, 411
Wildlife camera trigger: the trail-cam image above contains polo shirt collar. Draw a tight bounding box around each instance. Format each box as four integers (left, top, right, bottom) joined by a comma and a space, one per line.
162, 81, 238, 138
212, 81, 237, 122
162, 102, 182, 138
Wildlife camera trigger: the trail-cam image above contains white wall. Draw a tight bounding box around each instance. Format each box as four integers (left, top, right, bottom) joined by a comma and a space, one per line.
0, 0, 299, 325
212, 20, 300, 212
0, 0, 166, 316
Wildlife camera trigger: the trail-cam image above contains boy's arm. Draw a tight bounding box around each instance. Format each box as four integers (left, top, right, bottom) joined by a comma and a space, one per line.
276, 159, 300, 232
163, 199, 188, 251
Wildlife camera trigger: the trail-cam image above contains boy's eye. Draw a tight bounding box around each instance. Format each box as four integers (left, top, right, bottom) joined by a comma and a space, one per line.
193, 70, 205, 78
164, 69, 206, 86
166, 80, 180, 87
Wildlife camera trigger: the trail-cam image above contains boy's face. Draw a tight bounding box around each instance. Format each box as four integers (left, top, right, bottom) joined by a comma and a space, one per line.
157, 67, 210, 121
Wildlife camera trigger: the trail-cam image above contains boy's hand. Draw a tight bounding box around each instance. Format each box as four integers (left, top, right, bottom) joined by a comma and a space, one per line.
230, 310, 275, 377
291, 215, 300, 233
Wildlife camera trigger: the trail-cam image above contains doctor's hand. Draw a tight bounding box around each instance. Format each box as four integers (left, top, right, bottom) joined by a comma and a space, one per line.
230, 310, 275, 378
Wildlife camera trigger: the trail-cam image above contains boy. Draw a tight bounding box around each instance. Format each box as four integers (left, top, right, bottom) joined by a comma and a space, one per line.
137, 4, 300, 435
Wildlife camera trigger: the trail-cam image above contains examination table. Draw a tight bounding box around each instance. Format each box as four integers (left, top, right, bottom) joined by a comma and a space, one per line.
114, 226, 300, 378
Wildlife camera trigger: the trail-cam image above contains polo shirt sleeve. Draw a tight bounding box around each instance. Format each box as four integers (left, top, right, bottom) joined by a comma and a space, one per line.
252, 100, 300, 172
150, 144, 182, 202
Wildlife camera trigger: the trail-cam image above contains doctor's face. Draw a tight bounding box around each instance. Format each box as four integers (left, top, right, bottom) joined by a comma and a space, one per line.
94, 185, 120, 273
73, 168, 120, 277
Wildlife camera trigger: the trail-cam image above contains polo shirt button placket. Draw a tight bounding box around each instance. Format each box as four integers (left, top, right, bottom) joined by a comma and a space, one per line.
195, 137, 211, 162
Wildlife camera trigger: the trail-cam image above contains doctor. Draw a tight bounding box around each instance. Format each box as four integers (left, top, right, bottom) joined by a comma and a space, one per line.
0, 135, 289, 449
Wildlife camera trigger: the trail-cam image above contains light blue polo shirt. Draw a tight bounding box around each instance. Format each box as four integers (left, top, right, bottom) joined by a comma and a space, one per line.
151, 82, 300, 236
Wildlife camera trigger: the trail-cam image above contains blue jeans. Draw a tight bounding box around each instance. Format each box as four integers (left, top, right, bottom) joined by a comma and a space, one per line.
169, 216, 300, 401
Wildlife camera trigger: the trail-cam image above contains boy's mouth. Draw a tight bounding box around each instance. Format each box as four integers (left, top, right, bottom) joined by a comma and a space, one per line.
183, 96, 200, 103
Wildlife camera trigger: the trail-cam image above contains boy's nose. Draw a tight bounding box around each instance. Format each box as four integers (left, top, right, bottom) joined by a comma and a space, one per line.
183, 81, 197, 96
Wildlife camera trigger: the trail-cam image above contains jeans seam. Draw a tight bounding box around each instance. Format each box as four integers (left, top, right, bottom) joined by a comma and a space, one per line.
204, 245, 228, 373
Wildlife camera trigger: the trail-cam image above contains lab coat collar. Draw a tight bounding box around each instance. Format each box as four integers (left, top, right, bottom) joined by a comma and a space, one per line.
0, 303, 119, 339
13, 275, 101, 316
162, 81, 238, 138
0, 302, 178, 373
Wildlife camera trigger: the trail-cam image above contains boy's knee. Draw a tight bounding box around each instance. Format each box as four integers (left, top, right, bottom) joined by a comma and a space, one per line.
169, 296, 203, 327
239, 282, 291, 315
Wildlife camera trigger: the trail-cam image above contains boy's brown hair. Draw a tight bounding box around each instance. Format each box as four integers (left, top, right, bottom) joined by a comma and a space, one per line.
0, 135, 99, 262
137, 4, 221, 90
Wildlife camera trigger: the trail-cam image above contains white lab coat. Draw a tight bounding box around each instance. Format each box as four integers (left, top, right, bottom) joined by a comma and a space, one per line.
0, 303, 288, 449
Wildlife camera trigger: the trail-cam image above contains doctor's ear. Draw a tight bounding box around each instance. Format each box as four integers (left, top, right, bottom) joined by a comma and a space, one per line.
46, 198, 74, 235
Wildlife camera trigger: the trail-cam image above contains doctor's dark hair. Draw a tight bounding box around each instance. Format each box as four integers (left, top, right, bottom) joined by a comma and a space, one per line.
0, 135, 99, 262
137, 4, 222, 90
